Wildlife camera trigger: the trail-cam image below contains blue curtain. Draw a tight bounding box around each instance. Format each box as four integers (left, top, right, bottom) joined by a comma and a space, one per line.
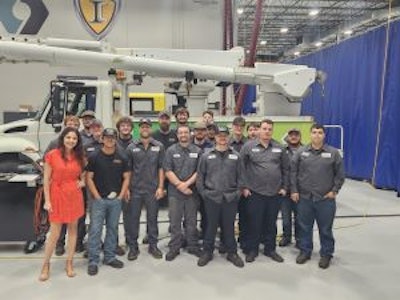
291, 20, 400, 192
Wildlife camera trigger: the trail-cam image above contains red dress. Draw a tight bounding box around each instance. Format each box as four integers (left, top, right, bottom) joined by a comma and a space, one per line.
45, 149, 84, 223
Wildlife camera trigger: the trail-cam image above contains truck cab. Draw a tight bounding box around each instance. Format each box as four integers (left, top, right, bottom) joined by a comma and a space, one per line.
0, 76, 114, 171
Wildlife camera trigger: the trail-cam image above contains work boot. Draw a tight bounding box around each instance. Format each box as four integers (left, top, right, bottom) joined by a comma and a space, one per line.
165, 250, 180, 261
127, 247, 140, 261
245, 251, 258, 263
227, 253, 244, 268
296, 252, 311, 264
197, 252, 213, 267
55, 244, 65, 256
264, 251, 284, 263
318, 256, 332, 269
148, 245, 163, 259
278, 237, 291, 247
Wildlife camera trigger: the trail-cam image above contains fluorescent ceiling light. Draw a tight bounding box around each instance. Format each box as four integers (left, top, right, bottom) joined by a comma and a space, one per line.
309, 9, 319, 16
280, 27, 289, 33
237, 8, 244, 15
344, 29, 353, 35
260, 40, 267, 45
315, 41, 323, 47
294, 51, 300, 56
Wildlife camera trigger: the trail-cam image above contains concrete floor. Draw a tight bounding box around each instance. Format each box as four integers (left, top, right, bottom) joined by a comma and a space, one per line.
0, 179, 399, 300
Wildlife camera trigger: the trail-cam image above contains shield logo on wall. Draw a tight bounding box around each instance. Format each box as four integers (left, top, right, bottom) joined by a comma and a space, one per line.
74, 0, 121, 40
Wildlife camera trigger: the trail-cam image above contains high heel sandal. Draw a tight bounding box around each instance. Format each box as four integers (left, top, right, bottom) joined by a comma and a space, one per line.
39, 262, 50, 282
65, 259, 76, 278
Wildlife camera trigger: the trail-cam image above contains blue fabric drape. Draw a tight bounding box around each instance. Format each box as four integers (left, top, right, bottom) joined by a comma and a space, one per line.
291, 20, 400, 192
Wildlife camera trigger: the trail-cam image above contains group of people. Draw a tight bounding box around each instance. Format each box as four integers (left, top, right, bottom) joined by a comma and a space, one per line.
38, 107, 345, 282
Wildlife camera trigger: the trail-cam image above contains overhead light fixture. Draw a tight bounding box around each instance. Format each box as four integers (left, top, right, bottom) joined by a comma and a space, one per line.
315, 41, 323, 47
280, 27, 289, 33
237, 8, 244, 15
344, 29, 353, 35
260, 40, 267, 45
294, 51, 300, 56
309, 9, 319, 16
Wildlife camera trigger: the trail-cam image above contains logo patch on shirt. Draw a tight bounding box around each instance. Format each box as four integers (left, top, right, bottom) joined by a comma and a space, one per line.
151, 146, 160, 152
321, 152, 332, 158
189, 153, 199, 158
132, 148, 141, 152
272, 148, 282, 153
207, 154, 216, 159
251, 148, 261, 153
301, 152, 310, 157
173, 153, 181, 158
113, 159, 122, 164
228, 154, 238, 160
169, 138, 176, 142
86, 147, 95, 152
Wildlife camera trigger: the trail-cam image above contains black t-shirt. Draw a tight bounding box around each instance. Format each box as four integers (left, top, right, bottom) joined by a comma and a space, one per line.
152, 129, 178, 149
86, 149, 130, 199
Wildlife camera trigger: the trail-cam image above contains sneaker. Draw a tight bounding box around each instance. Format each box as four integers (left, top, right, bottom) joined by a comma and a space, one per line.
227, 253, 244, 268
127, 248, 140, 261
55, 245, 65, 256
87, 265, 98, 276
165, 250, 180, 261
264, 251, 284, 263
75, 243, 85, 253
104, 259, 124, 269
318, 256, 332, 269
278, 237, 292, 247
197, 252, 213, 267
245, 251, 258, 263
142, 235, 149, 245
148, 245, 163, 259
296, 252, 311, 264
116, 245, 126, 256
187, 248, 202, 258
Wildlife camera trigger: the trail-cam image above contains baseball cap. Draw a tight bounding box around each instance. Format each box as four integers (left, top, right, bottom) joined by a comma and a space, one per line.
232, 116, 246, 126
207, 123, 218, 131
102, 128, 117, 138
193, 121, 207, 130
215, 126, 230, 135
158, 111, 171, 119
139, 118, 152, 126
90, 119, 103, 128
288, 128, 301, 134
80, 110, 95, 118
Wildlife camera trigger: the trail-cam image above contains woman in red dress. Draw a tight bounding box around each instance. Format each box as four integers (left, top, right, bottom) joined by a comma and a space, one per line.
39, 127, 86, 281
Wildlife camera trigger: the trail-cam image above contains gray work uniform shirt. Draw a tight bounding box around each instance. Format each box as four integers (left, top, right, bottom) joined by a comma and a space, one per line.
84, 139, 103, 157
196, 147, 242, 204
126, 138, 165, 194
163, 143, 201, 200
117, 136, 133, 150
240, 139, 289, 196
229, 136, 248, 153
290, 144, 345, 201
80, 129, 94, 146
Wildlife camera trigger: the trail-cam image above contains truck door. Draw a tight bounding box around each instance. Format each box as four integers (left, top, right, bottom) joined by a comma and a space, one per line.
39, 81, 97, 153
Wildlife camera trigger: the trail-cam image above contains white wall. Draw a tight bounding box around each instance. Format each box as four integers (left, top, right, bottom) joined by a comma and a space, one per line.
0, 0, 224, 123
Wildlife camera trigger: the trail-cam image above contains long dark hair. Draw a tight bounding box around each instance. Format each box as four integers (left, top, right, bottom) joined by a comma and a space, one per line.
58, 127, 85, 168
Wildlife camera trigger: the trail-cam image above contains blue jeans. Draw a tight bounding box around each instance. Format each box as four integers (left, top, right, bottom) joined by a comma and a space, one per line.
280, 196, 299, 241
88, 198, 122, 266
297, 197, 336, 257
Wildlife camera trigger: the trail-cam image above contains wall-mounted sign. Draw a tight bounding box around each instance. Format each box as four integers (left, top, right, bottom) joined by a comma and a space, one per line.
74, 0, 121, 40
0, 0, 49, 35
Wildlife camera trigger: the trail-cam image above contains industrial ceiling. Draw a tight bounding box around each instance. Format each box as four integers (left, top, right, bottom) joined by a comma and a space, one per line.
235, 0, 400, 61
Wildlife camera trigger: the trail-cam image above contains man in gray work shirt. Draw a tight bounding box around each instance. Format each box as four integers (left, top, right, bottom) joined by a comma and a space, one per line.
125, 118, 165, 260
163, 124, 202, 261
196, 126, 245, 268
240, 119, 289, 263
291, 123, 345, 269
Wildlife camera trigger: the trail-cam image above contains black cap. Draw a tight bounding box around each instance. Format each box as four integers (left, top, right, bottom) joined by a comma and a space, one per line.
288, 128, 301, 134
90, 119, 103, 128
102, 128, 117, 138
139, 118, 152, 126
80, 110, 96, 118
215, 126, 230, 135
158, 111, 170, 119
232, 116, 246, 126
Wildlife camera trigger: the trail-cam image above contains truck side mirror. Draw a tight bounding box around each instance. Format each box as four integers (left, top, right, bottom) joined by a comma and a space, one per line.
49, 82, 66, 127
